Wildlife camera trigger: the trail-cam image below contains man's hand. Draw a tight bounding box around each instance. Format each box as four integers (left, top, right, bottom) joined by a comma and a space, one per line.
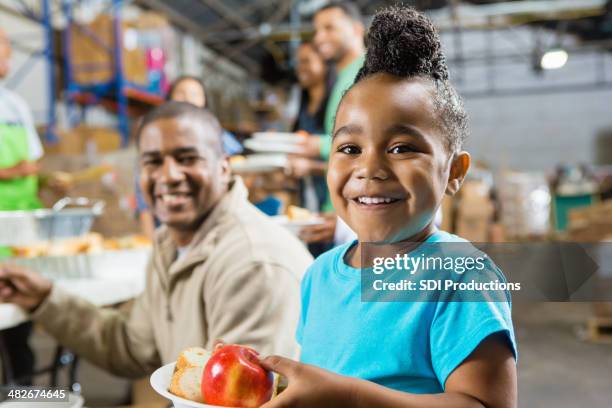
286, 156, 315, 178
299, 214, 336, 243
46, 171, 74, 194
260, 356, 356, 408
0, 264, 52, 312
286, 155, 327, 178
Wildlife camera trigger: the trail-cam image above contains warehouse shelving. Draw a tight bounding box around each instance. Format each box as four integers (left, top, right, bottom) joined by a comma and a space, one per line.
61, 0, 165, 146
4, 0, 165, 146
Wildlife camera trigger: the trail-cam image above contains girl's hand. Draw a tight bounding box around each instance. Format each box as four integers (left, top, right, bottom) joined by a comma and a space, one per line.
260, 355, 356, 408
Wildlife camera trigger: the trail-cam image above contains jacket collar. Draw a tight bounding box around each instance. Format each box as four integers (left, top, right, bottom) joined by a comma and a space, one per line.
152, 176, 249, 287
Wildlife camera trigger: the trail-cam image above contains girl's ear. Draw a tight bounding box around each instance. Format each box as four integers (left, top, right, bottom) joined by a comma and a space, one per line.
446, 151, 470, 196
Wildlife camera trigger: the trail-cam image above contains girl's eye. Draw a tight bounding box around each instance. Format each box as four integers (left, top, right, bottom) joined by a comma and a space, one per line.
338, 144, 361, 155
389, 144, 417, 154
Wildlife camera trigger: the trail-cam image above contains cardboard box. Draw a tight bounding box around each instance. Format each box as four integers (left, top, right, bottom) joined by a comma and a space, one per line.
456, 216, 491, 242
439, 195, 455, 233
68, 14, 155, 86
45, 126, 122, 155
455, 180, 494, 242
567, 200, 612, 241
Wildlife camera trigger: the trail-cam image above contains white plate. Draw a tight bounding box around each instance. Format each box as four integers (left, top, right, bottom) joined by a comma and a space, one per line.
244, 139, 303, 154
271, 215, 325, 235
150, 362, 220, 408
231, 154, 288, 173
251, 132, 302, 144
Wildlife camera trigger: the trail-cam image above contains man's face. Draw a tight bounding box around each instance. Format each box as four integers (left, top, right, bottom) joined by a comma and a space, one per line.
328, 74, 455, 243
313, 7, 357, 62
139, 116, 230, 232
0, 30, 12, 79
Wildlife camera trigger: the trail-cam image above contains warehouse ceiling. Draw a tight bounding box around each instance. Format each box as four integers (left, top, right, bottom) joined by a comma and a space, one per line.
135, 0, 612, 83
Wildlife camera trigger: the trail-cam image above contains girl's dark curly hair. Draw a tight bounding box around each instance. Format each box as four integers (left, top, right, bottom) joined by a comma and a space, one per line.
353, 6, 468, 152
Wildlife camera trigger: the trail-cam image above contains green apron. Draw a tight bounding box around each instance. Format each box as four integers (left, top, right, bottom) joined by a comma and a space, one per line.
0, 123, 42, 257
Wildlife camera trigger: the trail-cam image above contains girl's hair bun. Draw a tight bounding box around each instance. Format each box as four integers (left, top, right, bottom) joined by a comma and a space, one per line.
351, 6, 468, 152
357, 6, 448, 81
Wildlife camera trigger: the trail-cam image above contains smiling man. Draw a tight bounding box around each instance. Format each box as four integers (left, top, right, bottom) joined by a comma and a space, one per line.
0, 102, 312, 378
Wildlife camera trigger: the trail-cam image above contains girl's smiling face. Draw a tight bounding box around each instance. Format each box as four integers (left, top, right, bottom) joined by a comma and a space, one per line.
328, 73, 469, 243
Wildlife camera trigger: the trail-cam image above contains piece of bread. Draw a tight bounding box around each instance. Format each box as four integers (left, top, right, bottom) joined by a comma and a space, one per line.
287, 205, 313, 221
169, 347, 211, 402
169, 366, 204, 402
175, 347, 211, 371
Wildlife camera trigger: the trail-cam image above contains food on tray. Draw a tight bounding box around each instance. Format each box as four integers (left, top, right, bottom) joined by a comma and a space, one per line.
11, 233, 104, 257
169, 345, 276, 407
10, 242, 48, 258
286, 205, 315, 221
11, 233, 151, 258
229, 155, 246, 165
102, 234, 151, 250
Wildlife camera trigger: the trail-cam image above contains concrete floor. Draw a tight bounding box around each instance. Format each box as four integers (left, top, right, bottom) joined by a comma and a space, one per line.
514, 303, 612, 408
21, 303, 612, 407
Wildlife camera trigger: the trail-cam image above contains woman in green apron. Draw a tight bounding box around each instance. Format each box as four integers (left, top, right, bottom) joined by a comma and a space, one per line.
0, 27, 43, 386
0, 123, 43, 211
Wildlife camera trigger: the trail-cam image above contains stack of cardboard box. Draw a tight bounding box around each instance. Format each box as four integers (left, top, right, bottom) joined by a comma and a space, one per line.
567, 200, 612, 242
45, 126, 122, 156
567, 201, 612, 321
455, 180, 494, 242
68, 12, 170, 90
70, 15, 146, 86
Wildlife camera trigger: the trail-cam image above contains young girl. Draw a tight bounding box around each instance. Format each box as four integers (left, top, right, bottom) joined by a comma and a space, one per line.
260, 6, 517, 408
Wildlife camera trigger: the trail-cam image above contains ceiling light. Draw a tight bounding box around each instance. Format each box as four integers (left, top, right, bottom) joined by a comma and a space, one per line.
540, 49, 568, 70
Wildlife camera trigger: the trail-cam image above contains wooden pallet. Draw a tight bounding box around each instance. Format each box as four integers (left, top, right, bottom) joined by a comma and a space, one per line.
587, 317, 612, 343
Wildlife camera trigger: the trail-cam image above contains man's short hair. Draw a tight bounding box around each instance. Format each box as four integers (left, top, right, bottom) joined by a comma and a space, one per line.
315, 1, 363, 23
136, 102, 223, 154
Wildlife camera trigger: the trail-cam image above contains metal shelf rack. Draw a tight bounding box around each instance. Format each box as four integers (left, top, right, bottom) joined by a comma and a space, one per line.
61, 0, 165, 146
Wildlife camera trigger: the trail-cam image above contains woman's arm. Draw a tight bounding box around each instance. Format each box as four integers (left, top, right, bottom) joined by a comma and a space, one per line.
260, 333, 516, 408
0, 160, 38, 180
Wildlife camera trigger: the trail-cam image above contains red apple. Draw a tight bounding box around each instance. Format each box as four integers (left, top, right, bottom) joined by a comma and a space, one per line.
201, 344, 273, 408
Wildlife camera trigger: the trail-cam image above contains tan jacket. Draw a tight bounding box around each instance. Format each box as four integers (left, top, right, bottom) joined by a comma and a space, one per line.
32, 177, 312, 378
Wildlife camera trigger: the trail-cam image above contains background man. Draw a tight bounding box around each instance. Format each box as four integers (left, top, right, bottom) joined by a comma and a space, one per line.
293, 1, 365, 246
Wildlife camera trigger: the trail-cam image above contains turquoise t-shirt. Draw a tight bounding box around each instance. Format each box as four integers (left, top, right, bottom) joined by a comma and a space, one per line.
297, 230, 517, 393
